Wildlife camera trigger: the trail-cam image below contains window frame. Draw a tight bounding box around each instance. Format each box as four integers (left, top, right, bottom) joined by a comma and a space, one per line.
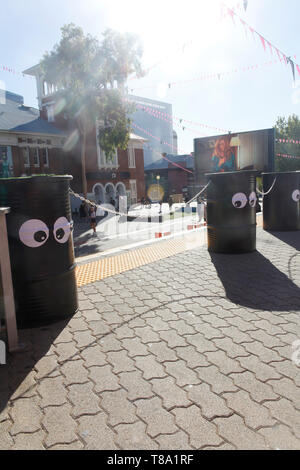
41, 147, 49, 168
128, 146, 136, 169
22, 146, 30, 168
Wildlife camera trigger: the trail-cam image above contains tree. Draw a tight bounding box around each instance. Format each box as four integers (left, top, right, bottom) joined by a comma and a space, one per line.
275, 114, 300, 172
40, 24, 144, 196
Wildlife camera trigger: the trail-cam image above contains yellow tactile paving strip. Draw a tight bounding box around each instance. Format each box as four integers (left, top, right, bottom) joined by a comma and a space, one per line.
76, 232, 205, 287
76, 214, 263, 287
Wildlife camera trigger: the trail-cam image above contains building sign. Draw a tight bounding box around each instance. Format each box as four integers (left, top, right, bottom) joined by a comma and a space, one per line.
0, 146, 13, 178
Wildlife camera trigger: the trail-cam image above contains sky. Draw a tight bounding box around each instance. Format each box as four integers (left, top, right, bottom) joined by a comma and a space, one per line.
1, 0, 300, 155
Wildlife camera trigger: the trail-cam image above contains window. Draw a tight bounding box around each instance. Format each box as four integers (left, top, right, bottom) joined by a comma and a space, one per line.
22, 147, 30, 167
41, 148, 49, 168
33, 148, 40, 167
128, 146, 136, 168
130, 179, 137, 204
96, 121, 118, 168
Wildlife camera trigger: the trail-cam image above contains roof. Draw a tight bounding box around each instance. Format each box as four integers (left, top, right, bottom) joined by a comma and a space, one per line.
23, 64, 41, 76
144, 154, 194, 171
0, 90, 64, 136
129, 133, 148, 142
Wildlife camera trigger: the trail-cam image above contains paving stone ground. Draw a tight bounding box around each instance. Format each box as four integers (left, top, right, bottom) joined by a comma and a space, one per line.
0, 228, 299, 450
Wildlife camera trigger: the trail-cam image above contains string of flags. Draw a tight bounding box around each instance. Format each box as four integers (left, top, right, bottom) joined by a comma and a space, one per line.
276, 153, 300, 160
143, 141, 194, 174
0, 64, 34, 80
276, 138, 300, 145
126, 98, 229, 135
222, 3, 299, 80
131, 122, 194, 165
129, 58, 284, 93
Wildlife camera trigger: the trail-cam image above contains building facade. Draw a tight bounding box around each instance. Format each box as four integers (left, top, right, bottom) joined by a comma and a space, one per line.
0, 90, 65, 179
144, 154, 195, 201
23, 66, 147, 207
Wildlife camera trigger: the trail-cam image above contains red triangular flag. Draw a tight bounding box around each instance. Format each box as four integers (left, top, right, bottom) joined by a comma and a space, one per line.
267, 42, 273, 55
227, 7, 235, 23
260, 35, 266, 51
249, 26, 255, 40
276, 49, 282, 62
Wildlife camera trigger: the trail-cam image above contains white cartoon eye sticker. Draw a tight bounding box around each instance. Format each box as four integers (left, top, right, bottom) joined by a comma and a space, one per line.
53, 217, 71, 244
291, 189, 300, 202
249, 192, 257, 208
232, 193, 247, 209
19, 219, 49, 248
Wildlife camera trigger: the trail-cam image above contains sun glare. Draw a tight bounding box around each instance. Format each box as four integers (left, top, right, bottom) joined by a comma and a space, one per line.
105, 0, 228, 75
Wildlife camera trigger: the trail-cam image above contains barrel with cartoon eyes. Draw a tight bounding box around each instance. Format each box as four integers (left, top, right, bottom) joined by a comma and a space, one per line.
262, 171, 300, 231
0, 175, 78, 327
205, 171, 258, 253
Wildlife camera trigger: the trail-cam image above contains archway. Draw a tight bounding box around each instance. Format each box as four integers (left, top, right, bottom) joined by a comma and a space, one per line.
115, 182, 126, 197
93, 183, 105, 204
105, 183, 116, 204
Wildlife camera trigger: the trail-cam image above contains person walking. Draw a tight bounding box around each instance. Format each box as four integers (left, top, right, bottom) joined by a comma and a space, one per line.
89, 205, 97, 236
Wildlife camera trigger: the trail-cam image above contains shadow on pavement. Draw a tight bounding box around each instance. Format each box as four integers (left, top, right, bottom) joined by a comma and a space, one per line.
210, 250, 300, 311
265, 230, 300, 252
0, 319, 70, 414
75, 241, 105, 258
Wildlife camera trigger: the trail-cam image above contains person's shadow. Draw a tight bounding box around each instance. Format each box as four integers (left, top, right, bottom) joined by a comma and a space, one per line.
210, 250, 300, 311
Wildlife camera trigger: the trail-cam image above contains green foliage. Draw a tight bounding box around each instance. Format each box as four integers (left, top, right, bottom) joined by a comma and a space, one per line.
40, 24, 143, 158
275, 114, 300, 172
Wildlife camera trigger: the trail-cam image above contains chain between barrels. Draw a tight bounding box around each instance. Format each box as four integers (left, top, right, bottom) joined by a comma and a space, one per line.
69, 188, 126, 217
69, 182, 210, 219
256, 178, 277, 197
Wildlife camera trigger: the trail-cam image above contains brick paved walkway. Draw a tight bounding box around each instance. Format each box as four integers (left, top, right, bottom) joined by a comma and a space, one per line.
0, 228, 299, 450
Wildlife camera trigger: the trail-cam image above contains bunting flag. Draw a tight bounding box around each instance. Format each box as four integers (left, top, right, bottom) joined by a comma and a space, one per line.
276, 138, 300, 145
143, 143, 194, 174
0, 64, 35, 80
222, 3, 299, 81
267, 42, 273, 55
259, 35, 266, 51
276, 153, 300, 160
129, 58, 283, 94
131, 122, 191, 156
126, 99, 229, 134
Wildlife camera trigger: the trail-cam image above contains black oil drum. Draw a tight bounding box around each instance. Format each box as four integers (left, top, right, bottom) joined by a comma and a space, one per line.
205, 171, 258, 253
0, 175, 78, 328
262, 171, 300, 231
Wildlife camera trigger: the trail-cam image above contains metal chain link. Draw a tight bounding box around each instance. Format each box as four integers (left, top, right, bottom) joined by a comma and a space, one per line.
256, 178, 277, 197
185, 181, 210, 204
69, 184, 208, 220
69, 188, 126, 217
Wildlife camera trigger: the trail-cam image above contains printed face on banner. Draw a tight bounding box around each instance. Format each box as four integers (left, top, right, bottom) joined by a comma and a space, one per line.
211, 137, 236, 173
194, 129, 272, 176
